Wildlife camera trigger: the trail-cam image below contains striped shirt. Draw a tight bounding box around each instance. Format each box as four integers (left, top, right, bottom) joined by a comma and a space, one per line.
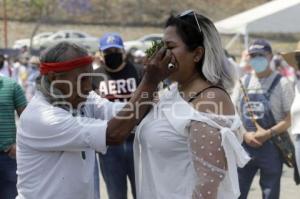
0, 76, 27, 151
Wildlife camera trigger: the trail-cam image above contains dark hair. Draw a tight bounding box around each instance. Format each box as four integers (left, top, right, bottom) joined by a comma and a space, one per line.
40, 42, 88, 63
0, 54, 4, 70
165, 14, 206, 80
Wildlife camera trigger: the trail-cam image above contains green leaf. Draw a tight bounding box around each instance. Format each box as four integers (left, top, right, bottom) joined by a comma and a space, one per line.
145, 40, 164, 58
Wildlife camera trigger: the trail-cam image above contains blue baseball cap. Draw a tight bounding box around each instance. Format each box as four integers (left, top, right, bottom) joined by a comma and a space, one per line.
248, 39, 272, 55
99, 33, 124, 51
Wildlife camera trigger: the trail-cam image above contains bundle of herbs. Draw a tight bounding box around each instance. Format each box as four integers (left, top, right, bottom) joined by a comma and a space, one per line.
145, 40, 164, 58
145, 40, 172, 90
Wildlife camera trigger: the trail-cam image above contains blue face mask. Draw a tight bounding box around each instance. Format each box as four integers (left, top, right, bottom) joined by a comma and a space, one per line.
249, 56, 269, 73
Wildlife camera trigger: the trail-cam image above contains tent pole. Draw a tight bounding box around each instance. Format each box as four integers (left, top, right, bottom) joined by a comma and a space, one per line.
244, 32, 249, 49
225, 33, 240, 50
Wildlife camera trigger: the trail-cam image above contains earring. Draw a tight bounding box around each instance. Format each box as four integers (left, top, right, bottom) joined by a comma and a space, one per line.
194, 57, 200, 62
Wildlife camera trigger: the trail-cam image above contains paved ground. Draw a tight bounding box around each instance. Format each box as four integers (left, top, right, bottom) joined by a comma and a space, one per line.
99, 165, 300, 199
248, 165, 300, 199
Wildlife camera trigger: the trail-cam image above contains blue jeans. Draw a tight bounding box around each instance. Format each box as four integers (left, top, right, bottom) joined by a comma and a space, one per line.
238, 142, 283, 199
98, 137, 136, 199
94, 154, 100, 199
0, 152, 18, 199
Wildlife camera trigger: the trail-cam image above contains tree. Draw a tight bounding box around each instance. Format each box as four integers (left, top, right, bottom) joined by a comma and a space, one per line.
59, 0, 91, 15
27, 0, 92, 52
26, 0, 56, 52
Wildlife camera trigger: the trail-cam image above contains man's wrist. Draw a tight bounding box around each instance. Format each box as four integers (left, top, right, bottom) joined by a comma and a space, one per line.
270, 128, 277, 137
267, 128, 276, 138
140, 77, 160, 96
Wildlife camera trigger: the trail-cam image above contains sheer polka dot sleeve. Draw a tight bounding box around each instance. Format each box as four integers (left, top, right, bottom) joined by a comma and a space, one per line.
188, 120, 227, 199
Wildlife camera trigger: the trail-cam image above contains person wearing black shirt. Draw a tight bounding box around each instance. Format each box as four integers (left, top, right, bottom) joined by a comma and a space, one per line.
93, 33, 142, 199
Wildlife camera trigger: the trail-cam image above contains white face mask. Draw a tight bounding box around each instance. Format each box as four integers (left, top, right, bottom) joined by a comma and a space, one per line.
249, 56, 269, 73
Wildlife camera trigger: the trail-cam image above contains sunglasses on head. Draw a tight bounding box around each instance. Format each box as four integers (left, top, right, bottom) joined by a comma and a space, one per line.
177, 10, 202, 34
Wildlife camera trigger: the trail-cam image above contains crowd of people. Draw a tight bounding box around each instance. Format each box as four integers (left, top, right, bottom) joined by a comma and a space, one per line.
1, 9, 300, 199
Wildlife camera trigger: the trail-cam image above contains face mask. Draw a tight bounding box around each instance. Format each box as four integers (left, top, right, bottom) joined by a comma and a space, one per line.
104, 52, 123, 69
249, 56, 269, 73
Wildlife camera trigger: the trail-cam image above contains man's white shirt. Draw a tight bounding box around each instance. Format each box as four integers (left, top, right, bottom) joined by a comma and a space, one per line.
16, 91, 123, 199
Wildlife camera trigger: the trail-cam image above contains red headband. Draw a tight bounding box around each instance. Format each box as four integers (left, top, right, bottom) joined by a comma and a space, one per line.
40, 56, 94, 75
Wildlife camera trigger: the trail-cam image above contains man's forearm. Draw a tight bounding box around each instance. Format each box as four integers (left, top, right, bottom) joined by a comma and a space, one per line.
106, 78, 158, 145
261, 113, 292, 141
269, 113, 291, 135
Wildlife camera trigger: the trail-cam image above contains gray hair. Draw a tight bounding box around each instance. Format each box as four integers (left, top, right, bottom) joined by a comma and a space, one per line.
37, 42, 89, 109
40, 41, 88, 63
200, 18, 237, 92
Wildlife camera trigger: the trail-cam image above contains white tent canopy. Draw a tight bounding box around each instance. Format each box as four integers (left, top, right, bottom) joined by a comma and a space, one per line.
215, 0, 300, 49
215, 0, 300, 35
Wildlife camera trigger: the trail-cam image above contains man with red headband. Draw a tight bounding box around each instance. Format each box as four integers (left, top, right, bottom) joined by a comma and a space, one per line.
16, 42, 175, 199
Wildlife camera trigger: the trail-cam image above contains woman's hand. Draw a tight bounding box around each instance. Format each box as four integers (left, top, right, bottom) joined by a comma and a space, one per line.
143, 48, 176, 85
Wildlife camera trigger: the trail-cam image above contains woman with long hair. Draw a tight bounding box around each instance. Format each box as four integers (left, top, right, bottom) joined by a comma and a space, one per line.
134, 10, 250, 199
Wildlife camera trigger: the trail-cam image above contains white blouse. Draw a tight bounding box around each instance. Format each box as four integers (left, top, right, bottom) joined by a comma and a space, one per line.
134, 85, 250, 199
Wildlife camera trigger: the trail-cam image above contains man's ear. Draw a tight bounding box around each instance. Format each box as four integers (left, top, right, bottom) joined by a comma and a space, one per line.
193, 47, 205, 63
